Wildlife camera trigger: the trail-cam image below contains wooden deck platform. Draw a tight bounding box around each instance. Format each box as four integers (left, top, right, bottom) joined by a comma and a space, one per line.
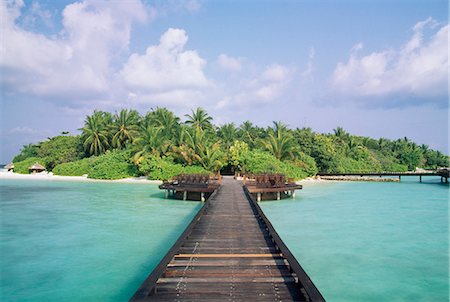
130, 176, 324, 301
159, 174, 221, 201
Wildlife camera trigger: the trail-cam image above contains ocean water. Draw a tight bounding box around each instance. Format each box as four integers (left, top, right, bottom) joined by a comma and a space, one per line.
261, 177, 449, 302
0, 179, 202, 302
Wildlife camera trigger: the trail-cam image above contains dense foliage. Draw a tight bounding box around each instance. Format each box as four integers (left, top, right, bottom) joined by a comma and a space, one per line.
52, 157, 98, 176
12, 107, 449, 180
138, 155, 207, 181
53, 150, 138, 180
13, 157, 47, 174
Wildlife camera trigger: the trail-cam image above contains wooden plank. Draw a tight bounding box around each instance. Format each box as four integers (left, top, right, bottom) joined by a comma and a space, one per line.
174, 253, 281, 258
130, 176, 322, 302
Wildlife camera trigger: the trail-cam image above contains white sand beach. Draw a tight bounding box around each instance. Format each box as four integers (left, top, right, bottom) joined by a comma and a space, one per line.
0, 171, 162, 184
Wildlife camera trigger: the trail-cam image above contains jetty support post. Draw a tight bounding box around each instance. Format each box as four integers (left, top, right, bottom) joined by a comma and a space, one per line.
277, 192, 281, 200
399, 175, 401, 181
183, 191, 187, 201
165, 190, 169, 199
419, 175, 422, 183
291, 190, 296, 198
201, 192, 205, 202
257, 192, 261, 202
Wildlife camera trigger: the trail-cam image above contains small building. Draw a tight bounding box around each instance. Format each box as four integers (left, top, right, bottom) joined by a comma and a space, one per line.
5, 163, 14, 172
28, 162, 45, 174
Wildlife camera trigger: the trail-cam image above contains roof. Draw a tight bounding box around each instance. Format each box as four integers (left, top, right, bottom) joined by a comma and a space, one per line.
5, 163, 14, 169
28, 162, 45, 170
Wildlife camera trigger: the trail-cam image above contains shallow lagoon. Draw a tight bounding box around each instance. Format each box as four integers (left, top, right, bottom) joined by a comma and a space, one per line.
261, 177, 449, 301
0, 179, 201, 302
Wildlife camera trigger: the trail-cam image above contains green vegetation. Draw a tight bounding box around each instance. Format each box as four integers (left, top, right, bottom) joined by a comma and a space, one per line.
138, 155, 207, 181
13, 157, 47, 174
53, 157, 98, 176
12, 107, 449, 180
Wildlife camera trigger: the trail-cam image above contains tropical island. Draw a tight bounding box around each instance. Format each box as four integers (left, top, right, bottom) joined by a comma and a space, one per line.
8, 107, 449, 181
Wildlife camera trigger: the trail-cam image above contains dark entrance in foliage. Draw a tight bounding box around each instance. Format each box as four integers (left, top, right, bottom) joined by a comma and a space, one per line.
220, 164, 235, 176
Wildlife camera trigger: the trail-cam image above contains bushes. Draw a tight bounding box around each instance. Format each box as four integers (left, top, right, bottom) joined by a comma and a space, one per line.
292, 152, 318, 176
138, 155, 207, 180
240, 150, 315, 180
12, 144, 39, 163
13, 157, 47, 174
89, 161, 137, 180
13, 136, 83, 171
87, 150, 138, 180
53, 157, 98, 176
53, 150, 138, 180
37, 135, 84, 170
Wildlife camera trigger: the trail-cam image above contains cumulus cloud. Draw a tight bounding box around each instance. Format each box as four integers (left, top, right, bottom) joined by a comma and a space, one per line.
215, 63, 294, 109
121, 28, 209, 94
330, 18, 448, 106
251, 64, 292, 101
217, 54, 243, 72
1, 0, 149, 101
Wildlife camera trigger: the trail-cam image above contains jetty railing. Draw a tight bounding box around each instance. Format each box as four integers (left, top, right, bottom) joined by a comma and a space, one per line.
318, 169, 449, 183
129, 187, 221, 301
244, 173, 303, 201
159, 173, 221, 201
243, 186, 325, 301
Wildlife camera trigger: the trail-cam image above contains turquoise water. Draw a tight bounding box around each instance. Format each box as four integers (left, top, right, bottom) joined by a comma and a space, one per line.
261, 177, 449, 302
0, 179, 202, 302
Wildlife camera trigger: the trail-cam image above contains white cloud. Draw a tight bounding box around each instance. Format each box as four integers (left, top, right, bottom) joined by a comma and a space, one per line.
8, 126, 40, 135
301, 47, 315, 79
251, 64, 292, 101
0, 0, 149, 100
330, 18, 448, 105
215, 63, 294, 109
120, 28, 209, 103
217, 54, 242, 72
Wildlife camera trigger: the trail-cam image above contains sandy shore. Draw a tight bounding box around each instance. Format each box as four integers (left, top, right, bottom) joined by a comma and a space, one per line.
0, 171, 162, 184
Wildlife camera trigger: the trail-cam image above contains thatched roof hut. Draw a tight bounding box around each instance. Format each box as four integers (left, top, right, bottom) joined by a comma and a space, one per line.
5, 163, 14, 171
29, 162, 45, 173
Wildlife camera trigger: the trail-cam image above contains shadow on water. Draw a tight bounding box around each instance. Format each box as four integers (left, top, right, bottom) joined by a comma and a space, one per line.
116, 206, 201, 301
148, 191, 165, 199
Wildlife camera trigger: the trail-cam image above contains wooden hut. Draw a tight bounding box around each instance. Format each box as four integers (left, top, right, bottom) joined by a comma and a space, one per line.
5, 163, 14, 172
28, 162, 45, 174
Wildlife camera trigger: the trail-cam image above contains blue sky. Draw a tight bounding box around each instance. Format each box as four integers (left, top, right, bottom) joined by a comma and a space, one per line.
1, 0, 448, 163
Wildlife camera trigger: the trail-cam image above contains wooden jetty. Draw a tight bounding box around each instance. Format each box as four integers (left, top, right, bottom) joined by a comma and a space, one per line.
244, 174, 303, 201
159, 174, 221, 202
130, 176, 324, 301
319, 168, 449, 183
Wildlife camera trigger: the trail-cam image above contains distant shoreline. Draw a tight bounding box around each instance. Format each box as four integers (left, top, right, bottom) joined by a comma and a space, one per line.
0, 171, 162, 184
1, 171, 410, 185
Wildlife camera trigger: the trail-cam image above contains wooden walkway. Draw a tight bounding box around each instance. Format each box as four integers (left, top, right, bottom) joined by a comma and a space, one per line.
130, 177, 323, 301
319, 169, 449, 183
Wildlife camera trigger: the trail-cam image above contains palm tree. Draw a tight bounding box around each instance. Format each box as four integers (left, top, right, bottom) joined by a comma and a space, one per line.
333, 127, 351, 145
185, 107, 213, 131
238, 121, 257, 147
156, 108, 180, 137
80, 111, 111, 156
174, 127, 225, 171
111, 109, 140, 149
217, 123, 237, 149
145, 107, 180, 141
261, 121, 299, 161
132, 127, 169, 164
